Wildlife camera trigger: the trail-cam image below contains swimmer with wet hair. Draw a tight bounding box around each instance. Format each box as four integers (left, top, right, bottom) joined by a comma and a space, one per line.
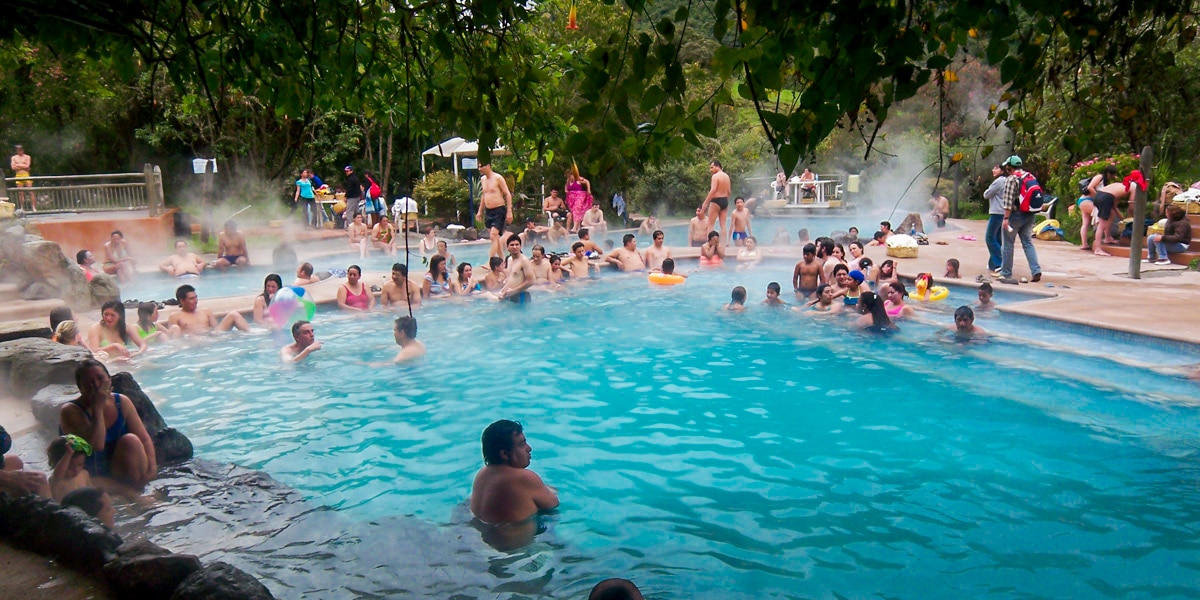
800, 283, 840, 313
293, 262, 321, 286
470, 419, 559, 524
952, 305, 987, 339
726, 286, 747, 312
588, 578, 645, 600
282, 320, 321, 363
763, 281, 785, 305
856, 291, 898, 332
976, 282, 996, 312
393, 316, 426, 362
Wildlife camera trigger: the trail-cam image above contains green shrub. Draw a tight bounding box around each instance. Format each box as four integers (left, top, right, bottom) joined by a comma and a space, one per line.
414, 170, 470, 223
1047, 153, 1141, 200
629, 161, 710, 216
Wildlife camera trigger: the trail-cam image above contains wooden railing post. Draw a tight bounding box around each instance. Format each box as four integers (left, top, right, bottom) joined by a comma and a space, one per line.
1128, 147, 1153, 279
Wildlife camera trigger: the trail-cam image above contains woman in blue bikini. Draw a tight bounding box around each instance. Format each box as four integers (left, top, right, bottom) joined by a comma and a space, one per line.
59, 360, 157, 487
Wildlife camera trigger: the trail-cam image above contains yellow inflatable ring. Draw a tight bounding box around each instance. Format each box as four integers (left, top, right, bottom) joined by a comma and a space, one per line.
649, 273, 686, 285
911, 285, 949, 301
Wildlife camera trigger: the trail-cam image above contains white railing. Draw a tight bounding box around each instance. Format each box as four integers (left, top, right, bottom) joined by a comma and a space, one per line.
4, 165, 164, 215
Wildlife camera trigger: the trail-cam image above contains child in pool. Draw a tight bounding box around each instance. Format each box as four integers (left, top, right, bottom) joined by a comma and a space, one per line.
47, 435, 92, 501
976, 282, 996, 312
725, 286, 747, 312
763, 281, 785, 306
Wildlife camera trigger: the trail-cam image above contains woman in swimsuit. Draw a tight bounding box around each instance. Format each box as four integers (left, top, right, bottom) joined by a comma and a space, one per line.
420, 229, 438, 256
454, 262, 481, 296
58, 360, 157, 486
1078, 165, 1119, 252
337, 265, 374, 312
871, 259, 900, 289
882, 281, 916, 320
253, 274, 284, 327
423, 255, 452, 298
855, 291, 899, 333
135, 302, 170, 343
88, 300, 146, 359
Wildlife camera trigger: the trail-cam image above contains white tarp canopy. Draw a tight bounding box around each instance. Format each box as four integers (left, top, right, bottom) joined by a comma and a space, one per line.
420, 137, 511, 176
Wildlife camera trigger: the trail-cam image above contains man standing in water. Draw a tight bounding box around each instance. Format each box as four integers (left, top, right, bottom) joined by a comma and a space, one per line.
382, 263, 422, 310
700, 160, 732, 246
475, 162, 513, 257
642, 230, 672, 271
499, 234, 535, 304
392, 316, 426, 362
688, 207, 710, 247
792, 243, 822, 299
470, 420, 559, 524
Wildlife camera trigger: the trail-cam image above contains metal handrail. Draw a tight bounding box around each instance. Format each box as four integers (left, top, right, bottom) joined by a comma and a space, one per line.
3, 168, 161, 214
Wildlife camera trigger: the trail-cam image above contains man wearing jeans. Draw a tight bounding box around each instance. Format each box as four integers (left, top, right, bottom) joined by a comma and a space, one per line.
999, 155, 1042, 285
983, 163, 1007, 273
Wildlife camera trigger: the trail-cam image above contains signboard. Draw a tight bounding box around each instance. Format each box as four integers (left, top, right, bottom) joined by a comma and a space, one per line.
461, 158, 478, 170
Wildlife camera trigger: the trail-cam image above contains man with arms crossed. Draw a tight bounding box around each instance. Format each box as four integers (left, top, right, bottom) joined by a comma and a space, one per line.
700, 160, 732, 246
167, 285, 250, 334
499, 234, 535, 304
642, 230, 672, 271
281, 320, 321, 362
159, 240, 205, 277
475, 163, 513, 257
10, 144, 33, 211
381, 263, 423, 310
470, 420, 558, 524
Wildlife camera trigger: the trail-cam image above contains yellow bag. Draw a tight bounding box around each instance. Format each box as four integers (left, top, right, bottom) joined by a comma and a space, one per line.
1033, 219, 1063, 241
1148, 219, 1167, 235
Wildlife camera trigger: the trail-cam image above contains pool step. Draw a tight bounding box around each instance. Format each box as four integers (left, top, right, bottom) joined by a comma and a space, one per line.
1099, 244, 1200, 266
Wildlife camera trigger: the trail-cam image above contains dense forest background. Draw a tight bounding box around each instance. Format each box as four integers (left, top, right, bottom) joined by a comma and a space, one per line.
2, 0, 1198, 222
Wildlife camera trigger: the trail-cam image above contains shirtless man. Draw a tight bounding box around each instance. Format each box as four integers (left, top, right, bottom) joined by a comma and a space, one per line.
166, 284, 250, 334
215, 221, 250, 269
638, 215, 661, 236
519, 218, 548, 246
480, 256, 507, 291
729, 197, 753, 246
158, 240, 205, 277
577, 228, 604, 255
103, 231, 136, 283
371, 215, 397, 255
818, 238, 840, 284
641, 230, 672, 271
348, 213, 370, 257
10, 144, 33, 211
470, 420, 559, 525
792, 243, 822, 299
499, 234, 535, 304
474, 163, 513, 257
542, 189, 568, 224
951, 305, 987, 340
528, 246, 553, 284
381, 263, 423, 310
392, 316, 426, 362
688, 207, 710, 247
605, 234, 646, 271
580, 204, 607, 237
293, 262, 322, 286
1093, 178, 1134, 253
546, 218, 568, 244
929, 191, 950, 225
281, 320, 321, 363
561, 242, 598, 279
700, 160, 732, 245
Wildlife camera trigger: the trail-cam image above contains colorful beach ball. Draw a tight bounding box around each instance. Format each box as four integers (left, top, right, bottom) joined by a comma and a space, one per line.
269, 286, 316, 327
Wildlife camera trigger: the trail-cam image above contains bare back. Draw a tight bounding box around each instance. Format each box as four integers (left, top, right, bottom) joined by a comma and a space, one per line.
470, 465, 554, 524
709, 171, 731, 200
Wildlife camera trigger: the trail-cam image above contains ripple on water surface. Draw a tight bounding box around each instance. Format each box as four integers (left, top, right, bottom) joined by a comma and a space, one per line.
129, 264, 1200, 598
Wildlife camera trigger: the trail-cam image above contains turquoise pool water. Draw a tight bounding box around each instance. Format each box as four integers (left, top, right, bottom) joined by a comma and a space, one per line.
128, 247, 1200, 598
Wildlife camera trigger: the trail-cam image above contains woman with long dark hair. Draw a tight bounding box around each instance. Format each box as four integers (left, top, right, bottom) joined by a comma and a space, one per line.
855, 291, 898, 333
58, 359, 157, 486
423, 255, 451, 298
254, 274, 284, 327
88, 300, 146, 358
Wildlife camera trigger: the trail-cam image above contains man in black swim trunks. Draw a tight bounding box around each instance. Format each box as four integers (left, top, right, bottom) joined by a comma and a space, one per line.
475, 162, 513, 257
700, 160, 732, 246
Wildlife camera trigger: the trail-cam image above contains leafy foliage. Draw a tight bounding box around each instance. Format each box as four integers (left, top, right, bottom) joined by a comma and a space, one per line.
413, 170, 469, 222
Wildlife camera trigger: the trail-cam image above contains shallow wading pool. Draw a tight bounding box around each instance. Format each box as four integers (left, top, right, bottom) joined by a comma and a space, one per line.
122, 243, 1200, 598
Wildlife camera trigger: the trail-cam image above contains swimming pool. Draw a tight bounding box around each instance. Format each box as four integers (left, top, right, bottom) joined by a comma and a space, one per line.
123, 259, 1200, 598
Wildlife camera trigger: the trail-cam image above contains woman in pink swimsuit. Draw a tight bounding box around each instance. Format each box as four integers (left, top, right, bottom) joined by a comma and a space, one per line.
337, 265, 375, 312
882, 281, 915, 320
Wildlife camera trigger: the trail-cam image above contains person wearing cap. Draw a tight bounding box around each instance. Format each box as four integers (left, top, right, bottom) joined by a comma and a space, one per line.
999, 155, 1042, 285
343, 165, 364, 228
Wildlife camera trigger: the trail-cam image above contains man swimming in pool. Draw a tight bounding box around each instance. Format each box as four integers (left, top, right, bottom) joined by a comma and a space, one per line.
281, 320, 321, 362
470, 420, 559, 524
166, 285, 250, 335
214, 220, 250, 269
499, 234, 535, 304
158, 240, 205, 277
951, 305, 988, 340
392, 316, 426, 362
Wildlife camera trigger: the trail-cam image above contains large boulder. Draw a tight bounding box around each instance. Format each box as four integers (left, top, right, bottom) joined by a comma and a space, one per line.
89, 274, 121, 306
1, 494, 123, 572
170, 562, 275, 600
112, 372, 194, 464
0, 337, 92, 399
22, 239, 91, 307
103, 552, 203, 599
0, 225, 31, 279
31, 383, 79, 430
